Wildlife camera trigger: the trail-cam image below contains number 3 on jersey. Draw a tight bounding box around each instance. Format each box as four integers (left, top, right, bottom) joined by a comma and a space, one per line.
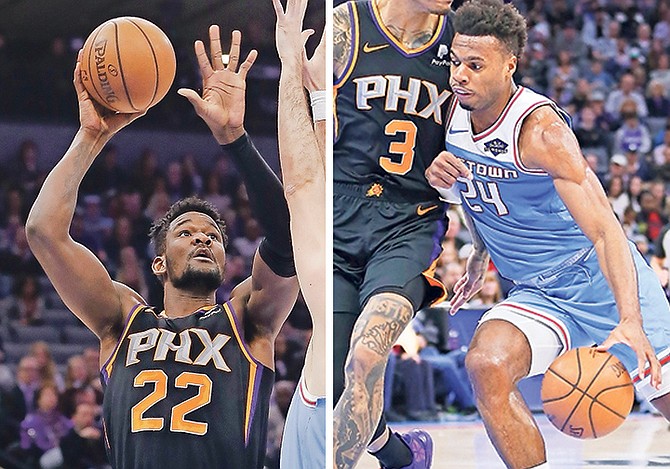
131, 369, 212, 436
379, 119, 417, 175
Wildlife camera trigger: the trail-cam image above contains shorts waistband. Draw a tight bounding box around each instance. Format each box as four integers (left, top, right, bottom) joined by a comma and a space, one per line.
514, 246, 594, 288
333, 181, 440, 204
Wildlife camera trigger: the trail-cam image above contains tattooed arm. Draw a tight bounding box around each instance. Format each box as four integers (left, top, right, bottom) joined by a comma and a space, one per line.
334, 3, 352, 79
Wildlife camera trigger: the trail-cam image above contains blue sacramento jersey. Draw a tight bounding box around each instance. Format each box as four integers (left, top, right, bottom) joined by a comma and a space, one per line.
445, 86, 592, 283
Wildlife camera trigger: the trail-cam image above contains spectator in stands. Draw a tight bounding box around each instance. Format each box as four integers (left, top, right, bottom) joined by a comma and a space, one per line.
651, 221, 670, 296
392, 326, 438, 421
80, 145, 126, 196
652, 126, 670, 166
584, 58, 616, 93
59, 355, 89, 418
607, 175, 631, 221
19, 383, 71, 464
181, 153, 203, 197
29, 341, 64, 392
574, 105, 609, 165
587, 89, 616, 132
233, 218, 263, 269
637, 190, 668, 242
6, 274, 45, 326
605, 73, 649, 121
654, 146, 670, 183
646, 79, 670, 118
9, 140, 42, 203
203, 172, 233, 216
467, 270, 502, 308
650, 53, 670, 93
15, 355, 39, 414
614, 100, 652, 156
59, 402, 108, 469
114, 246, 149, 300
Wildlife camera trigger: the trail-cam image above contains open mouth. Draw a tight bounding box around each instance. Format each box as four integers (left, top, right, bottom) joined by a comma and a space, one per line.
192, 248, 214, 262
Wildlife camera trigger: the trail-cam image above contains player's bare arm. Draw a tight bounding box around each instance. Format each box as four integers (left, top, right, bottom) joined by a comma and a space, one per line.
274, 0, 326, 395
333, 3, 352, 78
450, 208, 490, 314
303, 28, 326, 159
26, 52, 146, 362
519, 105, 662, 387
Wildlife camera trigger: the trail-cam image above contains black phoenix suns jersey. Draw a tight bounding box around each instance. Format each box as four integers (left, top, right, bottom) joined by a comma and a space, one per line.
334, 0, 453, 198
101, 303, 274, 469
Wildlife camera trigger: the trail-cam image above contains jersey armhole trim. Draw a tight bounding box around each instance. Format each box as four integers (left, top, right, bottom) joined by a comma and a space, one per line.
101, 303, 146, 383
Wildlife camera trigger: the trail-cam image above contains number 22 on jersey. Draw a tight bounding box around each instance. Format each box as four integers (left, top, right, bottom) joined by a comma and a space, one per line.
131, 369, 212, 436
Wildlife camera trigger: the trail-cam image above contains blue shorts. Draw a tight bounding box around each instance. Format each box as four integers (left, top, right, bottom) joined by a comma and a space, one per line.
480, 243, 670, 401
279, 377, 326, 469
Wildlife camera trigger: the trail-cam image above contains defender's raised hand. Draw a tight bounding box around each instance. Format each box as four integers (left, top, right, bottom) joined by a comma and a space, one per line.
272, 0, 313, 63
178, 27, 257, 144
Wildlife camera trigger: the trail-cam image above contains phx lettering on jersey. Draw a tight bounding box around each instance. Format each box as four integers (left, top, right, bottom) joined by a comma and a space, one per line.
125, 328, 231, 371
353, 75, 450, 124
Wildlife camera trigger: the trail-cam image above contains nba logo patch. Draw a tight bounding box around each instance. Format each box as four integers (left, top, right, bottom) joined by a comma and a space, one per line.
483, 138, 508, 156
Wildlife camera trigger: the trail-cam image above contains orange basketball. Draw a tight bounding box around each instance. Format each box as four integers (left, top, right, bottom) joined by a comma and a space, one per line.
80, 17, 176, 113
541, 347, 634, 439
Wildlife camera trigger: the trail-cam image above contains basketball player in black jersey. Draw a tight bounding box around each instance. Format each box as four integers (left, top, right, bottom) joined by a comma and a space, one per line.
26, 29, 299, 469
333, 0, 455, 467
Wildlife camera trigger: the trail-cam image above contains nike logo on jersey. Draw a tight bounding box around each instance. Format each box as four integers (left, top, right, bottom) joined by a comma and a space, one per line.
417, 204, 439, 216
125, 328, 232, 372
363, 42, 390, 53
448, 128, 469, 135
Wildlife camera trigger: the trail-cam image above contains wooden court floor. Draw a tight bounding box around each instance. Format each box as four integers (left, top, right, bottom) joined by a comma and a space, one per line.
355, 412, 670, 468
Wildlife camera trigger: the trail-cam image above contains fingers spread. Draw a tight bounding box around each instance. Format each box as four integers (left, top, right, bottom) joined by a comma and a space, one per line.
227, 30, 242, 72
209, 25, 224, 71
238, 50, 258, 79
194, 40, 214, 80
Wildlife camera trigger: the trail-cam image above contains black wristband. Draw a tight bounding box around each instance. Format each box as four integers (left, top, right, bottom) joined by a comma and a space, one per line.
259, 238, 296, 278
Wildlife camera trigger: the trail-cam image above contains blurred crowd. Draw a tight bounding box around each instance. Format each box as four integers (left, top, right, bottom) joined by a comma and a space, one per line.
382, 0, 670, 424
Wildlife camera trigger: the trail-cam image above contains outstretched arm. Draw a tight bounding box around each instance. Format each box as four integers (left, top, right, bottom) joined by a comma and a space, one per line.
521, 106, 661, 388
273, 0, 326, 395
180, 26, 298, 366
26, 52, 145, 353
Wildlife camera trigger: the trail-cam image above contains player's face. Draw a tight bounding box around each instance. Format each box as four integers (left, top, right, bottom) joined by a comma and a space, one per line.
449, 34, 517, 114
164, 212, 226, 293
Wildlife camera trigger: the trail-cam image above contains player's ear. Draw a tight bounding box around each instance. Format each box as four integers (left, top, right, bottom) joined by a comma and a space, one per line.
152, 256, 166, 276
507, 55, 518, 77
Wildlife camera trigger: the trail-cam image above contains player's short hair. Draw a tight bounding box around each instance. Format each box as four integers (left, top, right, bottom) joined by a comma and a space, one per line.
149, 197, 228, 255
454, 0, 527, 58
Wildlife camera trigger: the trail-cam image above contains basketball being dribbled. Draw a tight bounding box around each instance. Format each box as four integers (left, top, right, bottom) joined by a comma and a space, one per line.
80, 17, 176, 113
541, 347, 634, 439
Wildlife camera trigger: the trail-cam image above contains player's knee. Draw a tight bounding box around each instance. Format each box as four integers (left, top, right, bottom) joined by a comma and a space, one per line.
465, 346, 517, 387
343, 342, 387, 383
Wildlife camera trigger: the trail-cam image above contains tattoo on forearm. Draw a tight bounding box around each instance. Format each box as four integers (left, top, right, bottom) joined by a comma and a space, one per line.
333, 5, 352, 78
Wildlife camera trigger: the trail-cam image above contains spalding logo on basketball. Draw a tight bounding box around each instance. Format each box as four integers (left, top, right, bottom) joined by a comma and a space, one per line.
541, 347, 634, 439
80, 17, 176, 113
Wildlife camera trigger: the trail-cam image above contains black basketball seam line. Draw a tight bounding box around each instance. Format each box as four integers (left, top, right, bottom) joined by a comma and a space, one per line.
559, 350, 613, 435
559, 347, 587, 433
113, 20, 139, 112
543, 368, 579, 402
590, 383, 634, 419
87, 27, 110, 107
127, 18, 160, 107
